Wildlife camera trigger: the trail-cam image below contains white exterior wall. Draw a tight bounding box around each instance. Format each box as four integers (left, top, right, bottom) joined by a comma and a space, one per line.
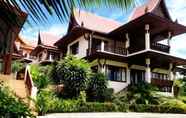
91, 59, 129, 93
108, 81, 128, 93
67, 36, 88, 58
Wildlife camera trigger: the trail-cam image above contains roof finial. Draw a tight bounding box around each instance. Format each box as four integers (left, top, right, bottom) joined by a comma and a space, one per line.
81, 22, 84, 27
175, 19, 178, 23
145, 6, 149, 13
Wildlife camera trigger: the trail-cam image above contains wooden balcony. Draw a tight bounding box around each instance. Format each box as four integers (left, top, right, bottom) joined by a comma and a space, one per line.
87, 45, 127, 56
151, 78, 173, 87
151, 42, 170, 53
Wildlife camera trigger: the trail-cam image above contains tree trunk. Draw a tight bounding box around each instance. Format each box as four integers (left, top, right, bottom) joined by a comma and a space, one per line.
3, 53, 12, 75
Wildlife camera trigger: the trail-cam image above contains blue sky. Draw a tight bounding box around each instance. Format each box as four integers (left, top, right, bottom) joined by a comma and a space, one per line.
20, 0, 186, 58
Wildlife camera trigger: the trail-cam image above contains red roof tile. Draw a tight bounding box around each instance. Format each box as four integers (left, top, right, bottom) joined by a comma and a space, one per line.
129, 0, 161, 21
17, 36, 37, 48
39, 32, 60, 47
73, 9, 122, 33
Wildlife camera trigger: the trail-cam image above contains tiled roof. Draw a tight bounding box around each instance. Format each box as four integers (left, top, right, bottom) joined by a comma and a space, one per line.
129, 0, 160, 21
39, 32, 60, 47
17, 36, 37, 48
73, 9, 122, 33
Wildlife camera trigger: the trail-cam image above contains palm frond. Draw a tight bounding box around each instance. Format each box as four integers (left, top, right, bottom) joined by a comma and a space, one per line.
5, 0, 135, 23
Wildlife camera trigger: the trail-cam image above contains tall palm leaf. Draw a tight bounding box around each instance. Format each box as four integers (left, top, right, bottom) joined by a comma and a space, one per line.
6, 0, 135, 23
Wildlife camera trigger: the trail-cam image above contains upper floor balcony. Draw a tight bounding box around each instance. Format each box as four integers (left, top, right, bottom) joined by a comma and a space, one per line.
87, 39, 127, 56
87, 40, 170, 57
151, 42, 170, 53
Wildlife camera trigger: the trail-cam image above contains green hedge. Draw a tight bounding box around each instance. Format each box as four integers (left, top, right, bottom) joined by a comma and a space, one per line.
129, 104, 186, 113
47, 103, 186, 114
48, 101, 118, 113
78, 102, 118, 112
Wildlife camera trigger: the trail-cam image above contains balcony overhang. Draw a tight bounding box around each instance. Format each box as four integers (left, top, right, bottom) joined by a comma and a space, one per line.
109, 13, 186, 41
128, 49, 186, 67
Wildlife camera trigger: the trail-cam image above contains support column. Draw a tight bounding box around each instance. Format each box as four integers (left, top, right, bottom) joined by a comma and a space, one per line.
127, 68, 131, 85
125, 33, 130, 55
89, 33, 93, 55
101, 40, 105, 52
145, 58, 151, 83
167, 32, 172, 47
145, 24, 150, 50
169, 63, 174, 80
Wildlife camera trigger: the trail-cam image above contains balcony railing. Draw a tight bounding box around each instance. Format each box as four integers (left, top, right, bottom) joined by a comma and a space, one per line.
151, 42, 170, 53
87, 45, 127, 56
151, 72, 173, 88
104, 46, 127, 55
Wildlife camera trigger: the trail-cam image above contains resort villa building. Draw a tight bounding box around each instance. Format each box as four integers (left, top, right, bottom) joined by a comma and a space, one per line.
55, 0, 186, 93
31, 32, 62, 63
14, 36, 36, 60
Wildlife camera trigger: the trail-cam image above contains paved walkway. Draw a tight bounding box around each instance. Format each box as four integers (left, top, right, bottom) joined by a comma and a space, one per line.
38, 113, 186, 118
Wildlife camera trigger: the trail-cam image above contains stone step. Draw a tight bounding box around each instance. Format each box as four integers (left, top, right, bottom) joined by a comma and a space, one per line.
0, 74, 29, 103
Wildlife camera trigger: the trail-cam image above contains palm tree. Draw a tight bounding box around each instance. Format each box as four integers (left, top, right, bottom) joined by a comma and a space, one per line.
0, 0, 135, 74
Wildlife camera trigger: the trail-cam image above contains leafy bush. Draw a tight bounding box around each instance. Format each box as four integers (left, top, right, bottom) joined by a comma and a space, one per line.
0, 82, 34, 117
30, 64, 51, 90
55, 55, 91, 98
50, 61, 60, 84
12, 60, 24, 73
174, 77, 186, 96
35, 89, 60, 115
86, 73, 109, 102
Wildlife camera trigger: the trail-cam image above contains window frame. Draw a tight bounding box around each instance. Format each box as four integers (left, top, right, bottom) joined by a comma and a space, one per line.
70, 42, 79, 55
106, 65, 127, 82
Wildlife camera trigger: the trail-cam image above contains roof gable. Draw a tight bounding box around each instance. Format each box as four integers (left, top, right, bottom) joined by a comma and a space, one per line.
38, 32, 60, 47
129, 0, 171, 21
68, 9, 122, 34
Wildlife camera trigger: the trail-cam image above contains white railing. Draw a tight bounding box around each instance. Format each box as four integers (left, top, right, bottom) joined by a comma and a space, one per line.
24, 65, 37, 107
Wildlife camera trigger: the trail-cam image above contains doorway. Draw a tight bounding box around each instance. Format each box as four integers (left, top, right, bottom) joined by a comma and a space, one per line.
130, 69, 145, 84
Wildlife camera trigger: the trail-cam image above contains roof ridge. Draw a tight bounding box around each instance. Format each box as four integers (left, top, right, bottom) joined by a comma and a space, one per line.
74, 9, 122, 25
129, 0, 162, 21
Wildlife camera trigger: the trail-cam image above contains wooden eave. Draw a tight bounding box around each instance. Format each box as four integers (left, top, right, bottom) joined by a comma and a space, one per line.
31, 45, 60, 56
55, 27, 109, 49
109, 13, 186, 41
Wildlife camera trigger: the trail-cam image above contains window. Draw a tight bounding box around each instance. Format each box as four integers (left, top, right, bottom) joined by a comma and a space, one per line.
107, 65, 126, 82
70, 42, 79, 55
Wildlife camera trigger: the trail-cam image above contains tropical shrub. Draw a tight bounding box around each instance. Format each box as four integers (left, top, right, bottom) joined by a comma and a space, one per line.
174, 77, 186, 96
113, 82, 160, 105
86, 72, 110, 102
127, 82, 159, 105
50, 61, 60, 84
35, 89, 60, 115
55, 55, 91, 98
30, 64, 51, 90
0, 82, 34, 117
12, 60, 24, 73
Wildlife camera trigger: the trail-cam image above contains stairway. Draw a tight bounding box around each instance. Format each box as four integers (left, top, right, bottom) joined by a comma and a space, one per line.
0, 74, 28, 103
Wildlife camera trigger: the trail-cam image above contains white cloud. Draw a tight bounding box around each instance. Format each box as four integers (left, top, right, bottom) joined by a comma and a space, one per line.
43, 24, 67, 37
